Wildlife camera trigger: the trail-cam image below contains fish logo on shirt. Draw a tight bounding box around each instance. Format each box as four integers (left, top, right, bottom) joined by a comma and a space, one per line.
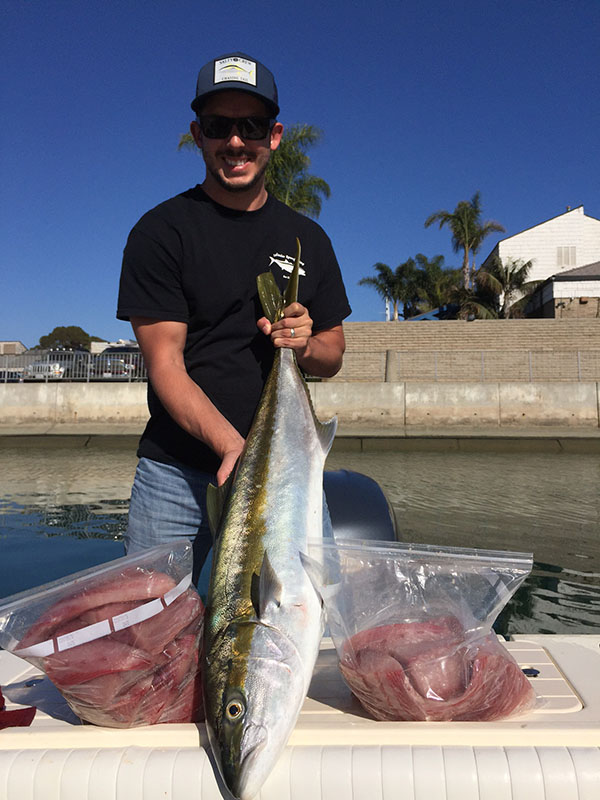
268, 253, 306, 278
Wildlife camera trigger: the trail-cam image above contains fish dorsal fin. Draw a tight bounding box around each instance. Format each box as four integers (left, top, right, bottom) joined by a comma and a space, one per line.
206, 470, 235, 540
257, 238, 301, 322
256, 551, 283, 618
316, 416, 337, 455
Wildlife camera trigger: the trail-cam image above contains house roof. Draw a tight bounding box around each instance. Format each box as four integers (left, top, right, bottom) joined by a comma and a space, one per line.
553, 261, 600, 281
481, 205, 600, 266
496, 205, 600, 244
528, 261, 600, 302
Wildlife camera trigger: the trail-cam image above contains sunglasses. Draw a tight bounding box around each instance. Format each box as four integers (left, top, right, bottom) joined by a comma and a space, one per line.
198, 115, 274, 141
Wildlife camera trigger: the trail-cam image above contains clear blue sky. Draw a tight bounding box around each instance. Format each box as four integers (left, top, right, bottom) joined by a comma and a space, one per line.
2, 0, 599, 348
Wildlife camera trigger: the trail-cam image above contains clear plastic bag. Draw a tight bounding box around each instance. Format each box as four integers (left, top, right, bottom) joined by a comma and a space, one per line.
0, 541, 204, 727
305, 539, 536, 722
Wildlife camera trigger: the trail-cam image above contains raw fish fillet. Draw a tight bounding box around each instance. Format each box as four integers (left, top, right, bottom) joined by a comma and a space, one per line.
340, 617, 535, 721
19, 569, 177, 648
64, 633, 204, 727
16, 570, 204, 727
56, 670, 146, 709
44, 638, 154, 685
53, 601, 138, 637
112, 589, 203, 653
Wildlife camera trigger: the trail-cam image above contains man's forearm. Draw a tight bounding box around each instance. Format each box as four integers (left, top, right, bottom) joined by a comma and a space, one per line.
131, 317, 245, 485
296, 328, 345, 378
147, 361, 244, 460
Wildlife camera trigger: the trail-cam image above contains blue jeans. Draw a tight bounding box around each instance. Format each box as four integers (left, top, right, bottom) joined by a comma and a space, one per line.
125, 457, 333, 589
125, 457, 216, 586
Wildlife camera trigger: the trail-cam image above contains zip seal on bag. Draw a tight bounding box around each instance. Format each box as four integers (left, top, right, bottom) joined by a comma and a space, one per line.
13, 572, 192, 658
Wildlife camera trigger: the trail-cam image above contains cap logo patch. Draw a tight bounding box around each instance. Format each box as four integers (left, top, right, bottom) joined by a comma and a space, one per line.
214, 57, 257, 87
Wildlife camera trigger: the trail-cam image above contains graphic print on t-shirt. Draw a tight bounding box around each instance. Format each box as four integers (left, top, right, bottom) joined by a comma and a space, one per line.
268, 251, 307, 279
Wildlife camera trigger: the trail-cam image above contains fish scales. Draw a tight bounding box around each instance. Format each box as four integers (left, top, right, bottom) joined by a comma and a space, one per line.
209, 349, 323, 627
205, 347, 326, 688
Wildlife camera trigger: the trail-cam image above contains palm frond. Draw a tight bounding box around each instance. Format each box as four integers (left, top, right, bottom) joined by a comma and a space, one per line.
177, 132, 196, 151
264, 124, 330, 218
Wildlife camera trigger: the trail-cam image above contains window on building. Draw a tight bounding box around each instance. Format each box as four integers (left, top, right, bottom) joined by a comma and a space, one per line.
556, 246, 576, 268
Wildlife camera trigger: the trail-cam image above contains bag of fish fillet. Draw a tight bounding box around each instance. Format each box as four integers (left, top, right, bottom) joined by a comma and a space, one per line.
0, 541, 204, 727
306, 539, 536, 722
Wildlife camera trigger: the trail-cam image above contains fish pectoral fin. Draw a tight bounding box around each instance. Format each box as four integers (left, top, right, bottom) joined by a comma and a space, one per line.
206, 470, 235, 540
298, 551, 325, 608
206, 483, 219, 540
255, 552, 283, 618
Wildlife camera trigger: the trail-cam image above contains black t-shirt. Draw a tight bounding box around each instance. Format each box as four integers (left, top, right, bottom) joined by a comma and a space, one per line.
117, 186, 351, 471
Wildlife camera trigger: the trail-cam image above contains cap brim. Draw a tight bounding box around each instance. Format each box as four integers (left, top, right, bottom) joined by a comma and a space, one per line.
191, 86, 279, 117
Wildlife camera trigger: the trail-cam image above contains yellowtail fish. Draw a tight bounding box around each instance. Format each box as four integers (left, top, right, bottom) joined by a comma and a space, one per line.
203, 239, 335, 799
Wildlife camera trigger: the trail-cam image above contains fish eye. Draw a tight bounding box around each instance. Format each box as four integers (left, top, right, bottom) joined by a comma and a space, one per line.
226, 700, 245, 721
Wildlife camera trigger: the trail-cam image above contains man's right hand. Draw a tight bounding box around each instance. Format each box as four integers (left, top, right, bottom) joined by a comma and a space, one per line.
216, 441, 245, 486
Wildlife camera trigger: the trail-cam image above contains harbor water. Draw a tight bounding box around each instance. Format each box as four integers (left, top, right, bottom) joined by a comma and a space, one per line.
0, 436, 598, 635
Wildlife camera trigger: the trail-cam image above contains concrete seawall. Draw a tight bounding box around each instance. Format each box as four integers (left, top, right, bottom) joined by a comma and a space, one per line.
1, 381, 599, 434
311, 381, 600, 428
0, 383, 149, 428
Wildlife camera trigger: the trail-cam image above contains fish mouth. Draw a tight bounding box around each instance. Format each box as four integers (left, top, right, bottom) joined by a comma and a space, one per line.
224, 723, 267, 799
240, 722, 268, 768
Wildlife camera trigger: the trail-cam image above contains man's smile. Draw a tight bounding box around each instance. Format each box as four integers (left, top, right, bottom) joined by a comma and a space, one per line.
224, 156, 250, 167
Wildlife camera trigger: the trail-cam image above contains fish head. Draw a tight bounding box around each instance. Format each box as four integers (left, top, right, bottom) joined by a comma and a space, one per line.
205, 620, 306, 800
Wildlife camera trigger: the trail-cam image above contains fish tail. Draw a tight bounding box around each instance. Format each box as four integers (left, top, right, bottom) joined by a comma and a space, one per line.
257, 238, 301, 322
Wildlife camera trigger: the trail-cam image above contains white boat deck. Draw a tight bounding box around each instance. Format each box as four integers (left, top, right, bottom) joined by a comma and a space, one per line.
1, 635, 599, 799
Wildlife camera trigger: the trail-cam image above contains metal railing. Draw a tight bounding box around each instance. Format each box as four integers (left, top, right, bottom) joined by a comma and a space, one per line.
3, 349, 600, 384
0, 351, 147, 383
335, 350, 600, 382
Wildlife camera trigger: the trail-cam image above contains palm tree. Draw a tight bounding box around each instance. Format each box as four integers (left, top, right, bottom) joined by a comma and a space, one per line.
264, 124, 330, 218
177, 123, 331, 219
477, 256, 540, 318
448, 285, 498, 320
424, 192, 505, 290
358, 260, 420, 320
412, 254, 462, 312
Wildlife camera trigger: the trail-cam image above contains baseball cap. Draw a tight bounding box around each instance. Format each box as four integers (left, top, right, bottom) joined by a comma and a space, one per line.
191, 52, 279, 117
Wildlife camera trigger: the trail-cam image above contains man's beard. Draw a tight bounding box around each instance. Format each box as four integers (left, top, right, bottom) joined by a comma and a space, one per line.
207, 157, 269, 194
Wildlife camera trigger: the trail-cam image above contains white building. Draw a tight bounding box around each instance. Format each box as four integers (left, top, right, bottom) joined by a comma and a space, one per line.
526, 261, 600, 318
0, 341, 27, 355
481, 205, 600, 286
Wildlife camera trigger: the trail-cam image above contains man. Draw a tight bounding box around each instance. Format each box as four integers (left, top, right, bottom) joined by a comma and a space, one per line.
117, 52, 351, 579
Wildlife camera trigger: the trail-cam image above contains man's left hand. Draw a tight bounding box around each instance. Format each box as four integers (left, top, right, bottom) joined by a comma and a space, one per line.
257, 302, 313, 355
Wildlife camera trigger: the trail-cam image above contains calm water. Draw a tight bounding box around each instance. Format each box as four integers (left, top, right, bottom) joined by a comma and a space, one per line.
0, 437, 599, 635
